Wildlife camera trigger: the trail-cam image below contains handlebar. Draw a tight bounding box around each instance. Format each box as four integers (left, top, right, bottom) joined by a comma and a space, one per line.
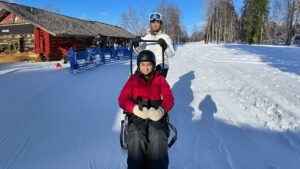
129, 39, 165, 76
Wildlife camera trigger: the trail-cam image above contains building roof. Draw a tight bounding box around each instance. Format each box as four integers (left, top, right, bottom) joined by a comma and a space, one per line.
0, 1, 135, 38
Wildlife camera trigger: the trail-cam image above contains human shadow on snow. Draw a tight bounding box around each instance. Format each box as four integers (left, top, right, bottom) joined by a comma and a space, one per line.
169, 71, 300, 169
2, 67, 299, 169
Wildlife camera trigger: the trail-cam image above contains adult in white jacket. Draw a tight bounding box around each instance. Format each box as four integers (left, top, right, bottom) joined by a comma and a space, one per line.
134, 12, 175, 78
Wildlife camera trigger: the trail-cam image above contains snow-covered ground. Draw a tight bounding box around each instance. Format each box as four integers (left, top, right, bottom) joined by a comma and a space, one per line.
0, 42, 300, 169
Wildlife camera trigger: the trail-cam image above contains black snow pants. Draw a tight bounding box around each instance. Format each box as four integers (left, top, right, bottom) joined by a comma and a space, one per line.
125, 114, 170, 169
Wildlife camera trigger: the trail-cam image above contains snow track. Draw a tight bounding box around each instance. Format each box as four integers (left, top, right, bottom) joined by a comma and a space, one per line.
171, 43, 300, 131
168, 43, 300, 169
1, 43, 300, 169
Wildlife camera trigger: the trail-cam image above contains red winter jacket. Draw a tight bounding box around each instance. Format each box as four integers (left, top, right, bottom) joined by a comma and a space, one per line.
118, 73, 174, 114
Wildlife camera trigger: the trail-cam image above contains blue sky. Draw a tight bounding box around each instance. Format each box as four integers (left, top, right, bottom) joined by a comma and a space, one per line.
9, 0, 244, 36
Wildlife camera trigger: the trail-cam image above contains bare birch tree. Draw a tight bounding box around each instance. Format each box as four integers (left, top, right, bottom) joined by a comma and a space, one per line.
269, 0, 284, 43
128, 6, 139, 35
204, 0, 239, 44
291, 0, 300, 45
120, 12, 130, 32
119, 6, 140, 35
284, 0, 297, 44
156, 0, 183, 43
140, 6, 148, 36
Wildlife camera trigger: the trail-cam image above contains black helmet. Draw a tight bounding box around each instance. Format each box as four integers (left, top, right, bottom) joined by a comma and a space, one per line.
137, 50, 156, 68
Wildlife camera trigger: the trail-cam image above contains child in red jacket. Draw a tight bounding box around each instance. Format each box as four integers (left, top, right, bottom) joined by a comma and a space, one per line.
118, 50, 174, 169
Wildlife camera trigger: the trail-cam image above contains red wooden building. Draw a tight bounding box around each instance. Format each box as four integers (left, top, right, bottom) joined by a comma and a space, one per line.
0, 1, 134, 61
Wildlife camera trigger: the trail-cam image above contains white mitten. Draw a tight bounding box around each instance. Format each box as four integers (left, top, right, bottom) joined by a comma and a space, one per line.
149, 106, 165, 121
133, 105, 149, 119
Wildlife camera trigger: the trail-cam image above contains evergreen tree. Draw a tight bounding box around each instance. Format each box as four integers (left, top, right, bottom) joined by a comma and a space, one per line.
242, 0, 269, 44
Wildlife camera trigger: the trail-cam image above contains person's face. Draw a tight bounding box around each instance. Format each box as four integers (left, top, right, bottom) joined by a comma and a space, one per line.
139, 61, 153, 75
150, 20, 161, 32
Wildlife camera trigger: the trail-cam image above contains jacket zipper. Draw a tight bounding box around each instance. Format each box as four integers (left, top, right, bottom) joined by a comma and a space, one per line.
144, 79, 151, 97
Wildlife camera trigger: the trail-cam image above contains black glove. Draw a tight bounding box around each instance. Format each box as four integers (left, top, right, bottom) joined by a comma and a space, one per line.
132, 37, 141, 47
158, 38, 167, 52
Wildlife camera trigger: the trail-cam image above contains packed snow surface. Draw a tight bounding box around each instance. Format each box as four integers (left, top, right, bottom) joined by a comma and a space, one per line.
1, 42, 300, 169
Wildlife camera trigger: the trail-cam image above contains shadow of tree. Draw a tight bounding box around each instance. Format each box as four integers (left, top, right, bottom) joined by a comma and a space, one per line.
0, 60, 132, 169
223, 44, 300, 76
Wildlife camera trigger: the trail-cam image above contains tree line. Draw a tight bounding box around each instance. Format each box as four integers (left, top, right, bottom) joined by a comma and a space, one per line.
119, 0, 188, 43
201, 0, 300, 45
119, 0, 300, 45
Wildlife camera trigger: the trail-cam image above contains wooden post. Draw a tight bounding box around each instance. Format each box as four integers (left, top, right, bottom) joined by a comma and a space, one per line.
45, 31, 50, 61
34, 26, 40, 54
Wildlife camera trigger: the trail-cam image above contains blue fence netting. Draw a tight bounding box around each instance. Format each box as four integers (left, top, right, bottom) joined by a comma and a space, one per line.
173, 43, 185, 50
67, 43, 183, 74
67, 46, 131, 73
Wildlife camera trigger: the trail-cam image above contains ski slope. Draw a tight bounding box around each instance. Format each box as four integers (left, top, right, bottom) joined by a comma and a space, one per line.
0, 42, 300, 169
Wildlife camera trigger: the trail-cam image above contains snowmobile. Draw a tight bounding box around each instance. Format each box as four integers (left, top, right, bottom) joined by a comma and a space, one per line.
120, 39, 177, 150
